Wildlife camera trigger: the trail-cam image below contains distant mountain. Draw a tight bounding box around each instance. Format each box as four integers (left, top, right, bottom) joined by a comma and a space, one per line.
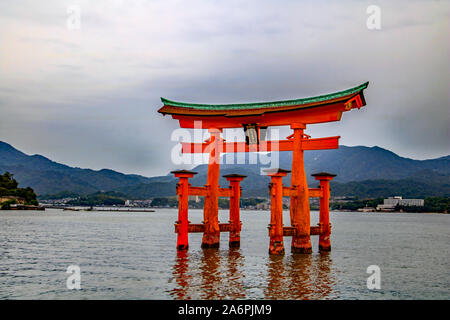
0, 141, 164, 195
188, 146, 450, 196
0, 141, 448, 198
299, 146, 450, 181
190, 146, 450, 183
331, 169, 450, 199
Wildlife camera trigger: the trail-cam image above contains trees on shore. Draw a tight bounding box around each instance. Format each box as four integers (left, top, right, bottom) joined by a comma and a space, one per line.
0, 172, 39, 208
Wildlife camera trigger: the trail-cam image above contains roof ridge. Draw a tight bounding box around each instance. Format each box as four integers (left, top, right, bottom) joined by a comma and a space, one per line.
160, 82, 369, 110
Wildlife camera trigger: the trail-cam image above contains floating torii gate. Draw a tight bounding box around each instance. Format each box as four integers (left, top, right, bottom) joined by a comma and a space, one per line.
158, 82, 369, 254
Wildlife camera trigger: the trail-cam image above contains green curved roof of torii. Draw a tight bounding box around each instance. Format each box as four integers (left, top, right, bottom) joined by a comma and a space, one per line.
161, 82, 369, 111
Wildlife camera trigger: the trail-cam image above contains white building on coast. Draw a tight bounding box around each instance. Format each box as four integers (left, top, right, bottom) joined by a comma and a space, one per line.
377, 196, 424, 211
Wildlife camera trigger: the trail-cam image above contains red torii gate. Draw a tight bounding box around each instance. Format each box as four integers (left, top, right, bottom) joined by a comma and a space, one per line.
158, 82, 369, 254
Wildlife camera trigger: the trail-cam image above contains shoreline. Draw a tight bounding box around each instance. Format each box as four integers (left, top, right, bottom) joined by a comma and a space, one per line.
37, 206, 448, 214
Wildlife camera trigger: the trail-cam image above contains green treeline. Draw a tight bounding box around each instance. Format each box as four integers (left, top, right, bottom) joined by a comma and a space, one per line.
395, 197, 449, 213
330, 175, 450, 199
39, 191, 80, 200
66, 191, 126, 206
331, 198, 384, 211
150, 197, 178, 207
0, 172, 38, 208
331, 197, 449, 213
150, 197, 267, 209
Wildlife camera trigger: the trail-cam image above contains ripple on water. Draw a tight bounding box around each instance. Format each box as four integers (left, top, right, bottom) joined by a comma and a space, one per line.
0, 209, 449, 299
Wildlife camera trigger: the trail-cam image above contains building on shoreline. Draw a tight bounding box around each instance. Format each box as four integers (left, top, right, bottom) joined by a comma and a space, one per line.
377, 196, 424, 212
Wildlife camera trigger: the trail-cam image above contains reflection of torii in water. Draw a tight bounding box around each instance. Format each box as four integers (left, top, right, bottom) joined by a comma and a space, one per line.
265, 254, 336, 299
170, 249, 335, 299
159, 82, 369, 254
169, 249, 246, 300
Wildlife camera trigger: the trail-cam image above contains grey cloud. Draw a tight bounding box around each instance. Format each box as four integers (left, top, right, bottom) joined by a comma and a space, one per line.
0, 0, 448, 177
20, 37, 80, 50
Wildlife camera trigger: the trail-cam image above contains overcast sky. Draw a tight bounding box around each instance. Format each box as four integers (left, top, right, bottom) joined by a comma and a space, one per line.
0, 0, 448, 177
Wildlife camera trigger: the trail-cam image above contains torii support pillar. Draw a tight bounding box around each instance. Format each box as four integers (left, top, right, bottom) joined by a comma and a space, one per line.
171, 170, 198, 251
312, 172, 336, 252
290, 123, 312, 254
202, 128, 222, 248
266, 168, 290, 255
224, 174, 246, 248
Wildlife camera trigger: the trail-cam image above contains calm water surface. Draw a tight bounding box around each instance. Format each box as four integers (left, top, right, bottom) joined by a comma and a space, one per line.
0, 209, 448, 299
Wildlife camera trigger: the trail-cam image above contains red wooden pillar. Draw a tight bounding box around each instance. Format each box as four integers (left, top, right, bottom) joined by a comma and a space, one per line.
312, 172, 336, 252
266, 168, 290, 255
171, 170, 197, 251
290, 123, 312, 254
224, 174, 246, 248
202, 128, 222, 248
